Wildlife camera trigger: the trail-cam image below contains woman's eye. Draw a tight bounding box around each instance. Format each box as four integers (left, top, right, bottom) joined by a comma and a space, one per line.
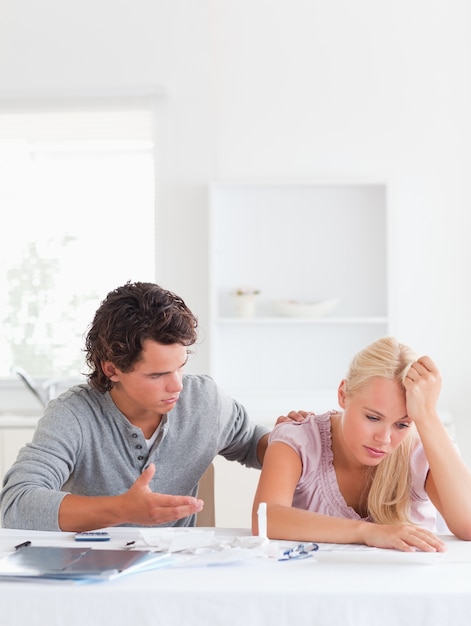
366, 415, 380, 422
396, 423, 410, 430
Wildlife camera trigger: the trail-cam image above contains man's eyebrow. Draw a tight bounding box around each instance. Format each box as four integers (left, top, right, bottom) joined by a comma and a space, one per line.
147, 355, 189, 376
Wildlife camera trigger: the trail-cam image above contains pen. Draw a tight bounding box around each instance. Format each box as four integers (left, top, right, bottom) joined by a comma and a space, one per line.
14, 540, 32, 551
279, 543, 319, 561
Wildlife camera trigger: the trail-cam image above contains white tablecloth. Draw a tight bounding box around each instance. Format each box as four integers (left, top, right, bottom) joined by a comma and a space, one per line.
0, 527, 470, 626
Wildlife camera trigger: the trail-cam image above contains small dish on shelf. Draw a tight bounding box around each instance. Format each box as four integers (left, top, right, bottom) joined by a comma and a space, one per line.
273, 298, 339, 318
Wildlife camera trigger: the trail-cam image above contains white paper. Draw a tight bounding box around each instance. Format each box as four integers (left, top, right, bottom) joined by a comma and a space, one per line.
139, 528, 278, 567
139, 529, 215, 552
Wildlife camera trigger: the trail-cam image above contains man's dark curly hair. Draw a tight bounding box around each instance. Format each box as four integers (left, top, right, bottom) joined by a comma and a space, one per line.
85, 282, 198, 393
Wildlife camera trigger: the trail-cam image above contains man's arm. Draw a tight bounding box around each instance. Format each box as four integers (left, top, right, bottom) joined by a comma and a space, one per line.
58, 464, 203, 532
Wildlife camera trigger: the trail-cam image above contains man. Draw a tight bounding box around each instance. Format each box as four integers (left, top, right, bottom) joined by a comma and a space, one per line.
0, 282, 271, 531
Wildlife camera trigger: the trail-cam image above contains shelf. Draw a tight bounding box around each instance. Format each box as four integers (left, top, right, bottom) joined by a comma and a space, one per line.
209, 181, 389, 409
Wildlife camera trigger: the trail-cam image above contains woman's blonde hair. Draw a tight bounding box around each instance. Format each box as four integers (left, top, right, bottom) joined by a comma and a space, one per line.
343, 336, 419, 525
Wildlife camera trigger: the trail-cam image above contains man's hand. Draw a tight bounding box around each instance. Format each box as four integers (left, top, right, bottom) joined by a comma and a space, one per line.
120, 463, 204, 526
59, 463, 204, 531
258, 411, 313, 464
275, 410, 311, 425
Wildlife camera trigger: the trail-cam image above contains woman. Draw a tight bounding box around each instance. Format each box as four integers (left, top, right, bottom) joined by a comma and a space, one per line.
252, 337, 471, 551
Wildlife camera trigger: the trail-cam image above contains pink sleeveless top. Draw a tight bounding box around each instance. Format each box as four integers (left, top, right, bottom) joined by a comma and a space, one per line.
268, 411, 438, 531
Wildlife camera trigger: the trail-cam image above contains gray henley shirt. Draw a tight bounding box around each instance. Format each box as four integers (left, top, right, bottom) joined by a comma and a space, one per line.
0, 375, 269, 530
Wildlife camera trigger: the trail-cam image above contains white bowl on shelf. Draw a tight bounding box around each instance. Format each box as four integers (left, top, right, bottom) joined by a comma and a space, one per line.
274, 298, 340, 318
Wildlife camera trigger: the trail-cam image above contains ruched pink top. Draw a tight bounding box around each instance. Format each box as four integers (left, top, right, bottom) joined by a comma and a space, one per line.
268, 411, 438, 531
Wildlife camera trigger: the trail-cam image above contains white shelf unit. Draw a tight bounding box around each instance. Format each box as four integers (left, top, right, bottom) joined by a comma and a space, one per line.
209, 181, 389, 422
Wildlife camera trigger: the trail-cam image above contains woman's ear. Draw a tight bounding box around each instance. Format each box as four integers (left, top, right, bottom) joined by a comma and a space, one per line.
337, 380, 347, 409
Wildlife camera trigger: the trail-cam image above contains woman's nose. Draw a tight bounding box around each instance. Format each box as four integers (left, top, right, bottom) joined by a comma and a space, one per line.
374, 428, 391, 444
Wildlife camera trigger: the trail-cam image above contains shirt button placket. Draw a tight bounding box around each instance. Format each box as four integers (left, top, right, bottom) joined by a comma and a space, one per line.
131, 432, 145, 462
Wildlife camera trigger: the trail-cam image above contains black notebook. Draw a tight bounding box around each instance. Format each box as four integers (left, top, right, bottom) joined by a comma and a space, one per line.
0, 545, 173, 582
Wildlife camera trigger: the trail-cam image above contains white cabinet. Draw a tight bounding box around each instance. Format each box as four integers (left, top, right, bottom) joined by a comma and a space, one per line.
209, 181, 389, 527
209, 181, 389, 419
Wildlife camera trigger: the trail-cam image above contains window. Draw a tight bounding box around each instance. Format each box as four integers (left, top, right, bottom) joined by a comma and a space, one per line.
0, 102, 157, 379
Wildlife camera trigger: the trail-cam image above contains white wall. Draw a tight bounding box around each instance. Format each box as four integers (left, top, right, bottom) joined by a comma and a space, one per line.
0, 1, 470, 463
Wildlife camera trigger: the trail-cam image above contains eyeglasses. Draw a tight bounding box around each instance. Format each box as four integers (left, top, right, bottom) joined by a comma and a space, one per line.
278, 542, 319, 561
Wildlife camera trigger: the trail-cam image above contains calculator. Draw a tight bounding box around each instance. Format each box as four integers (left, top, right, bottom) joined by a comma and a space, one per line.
74, 531, 111, 542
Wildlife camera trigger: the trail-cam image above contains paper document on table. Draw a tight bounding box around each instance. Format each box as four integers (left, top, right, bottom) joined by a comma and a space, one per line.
314, 543, 444, 564
0, 546, 174, 582
139, 528, 277, 566
140, 528, 216, 552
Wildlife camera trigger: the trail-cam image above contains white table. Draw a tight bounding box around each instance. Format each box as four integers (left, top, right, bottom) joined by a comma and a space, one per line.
0, 527, 470, 626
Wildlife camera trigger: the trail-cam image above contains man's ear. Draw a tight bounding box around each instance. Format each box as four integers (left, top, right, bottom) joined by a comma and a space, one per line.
337, 380, 347, 409
102, 361, 119, 382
